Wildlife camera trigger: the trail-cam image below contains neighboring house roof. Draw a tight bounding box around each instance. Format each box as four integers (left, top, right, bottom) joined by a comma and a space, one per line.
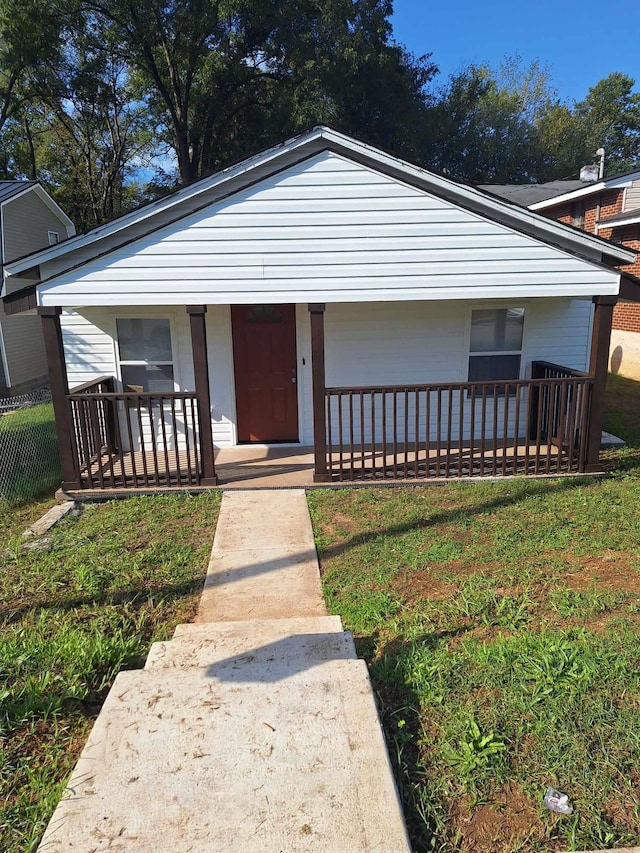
480, 181, 587, 207
484, 169, 640, 212
0, 180, 37, 203
528, 169, 640, 211
597, 207, 640, 231
1, 126, 636, 313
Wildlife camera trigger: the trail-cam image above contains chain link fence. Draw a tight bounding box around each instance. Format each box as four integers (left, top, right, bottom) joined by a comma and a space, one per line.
0, 388, 61, 505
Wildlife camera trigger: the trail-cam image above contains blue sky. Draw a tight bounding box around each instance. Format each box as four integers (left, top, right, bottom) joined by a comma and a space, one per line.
391, 0, 640, 102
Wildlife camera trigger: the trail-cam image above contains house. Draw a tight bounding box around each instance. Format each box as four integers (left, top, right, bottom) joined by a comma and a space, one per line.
484, 170, 640, 379
1, 126, 637, 494
0, 181, 75, 396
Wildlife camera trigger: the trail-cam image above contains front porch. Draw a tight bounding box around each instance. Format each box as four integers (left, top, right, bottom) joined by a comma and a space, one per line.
59, 366, 600, 495
39, 298, 616, 495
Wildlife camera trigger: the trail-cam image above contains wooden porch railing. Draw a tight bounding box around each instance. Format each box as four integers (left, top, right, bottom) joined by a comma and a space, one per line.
324, 361, 593, 481
67, 376, 204, 489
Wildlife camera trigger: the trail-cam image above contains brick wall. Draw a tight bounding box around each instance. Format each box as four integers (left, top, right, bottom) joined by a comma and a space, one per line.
544, 190, 624, 235
600, 224, 640, 277
544, 190, 639, 333
613, 302, 640, 332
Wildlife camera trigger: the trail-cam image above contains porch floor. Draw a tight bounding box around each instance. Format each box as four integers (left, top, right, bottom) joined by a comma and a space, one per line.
65, 438, 608, 497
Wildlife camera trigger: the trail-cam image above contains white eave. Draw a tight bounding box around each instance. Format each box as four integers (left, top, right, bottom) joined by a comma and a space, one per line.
596, 212, 640, 231
4, 126, 636, 285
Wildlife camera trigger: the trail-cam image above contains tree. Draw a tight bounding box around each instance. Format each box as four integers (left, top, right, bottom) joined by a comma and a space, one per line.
80, 0, 435, 185
574, 73, 640, 174
423, 60, 550, 183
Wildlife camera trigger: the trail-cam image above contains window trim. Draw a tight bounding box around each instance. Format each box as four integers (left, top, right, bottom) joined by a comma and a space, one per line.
114, 314, 179, 393
465, 305, 527, 387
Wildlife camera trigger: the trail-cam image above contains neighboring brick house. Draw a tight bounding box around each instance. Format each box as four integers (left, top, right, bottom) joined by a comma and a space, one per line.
484, 171, 640, 379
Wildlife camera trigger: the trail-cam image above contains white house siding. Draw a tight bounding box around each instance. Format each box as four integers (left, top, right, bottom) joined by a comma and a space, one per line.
59, 297, 592, 450
322, 298, 593, 445
61, 310, 118, 388
62, 307, 198, 453
38, 151, 620, 307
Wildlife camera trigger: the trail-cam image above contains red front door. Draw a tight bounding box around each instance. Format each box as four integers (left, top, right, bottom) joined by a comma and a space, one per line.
231, 304, 299, 442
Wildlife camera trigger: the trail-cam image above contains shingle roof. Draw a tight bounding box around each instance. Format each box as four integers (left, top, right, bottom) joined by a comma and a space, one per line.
479, 181, 587, 207
0, 180, 37, 203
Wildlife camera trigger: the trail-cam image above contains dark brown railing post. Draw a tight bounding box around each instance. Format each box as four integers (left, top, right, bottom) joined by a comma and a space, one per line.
528, 361, 543, 440
104, 377, 118, 451
38, 306, 80, 489
309, 303, 330, 482
187, 305, 217, 485
585, 295, 616, 472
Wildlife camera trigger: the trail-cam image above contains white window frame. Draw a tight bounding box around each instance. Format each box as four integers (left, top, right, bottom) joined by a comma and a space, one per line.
114, 315, 178, 393
47, 230, 60, 245
465, 305, 527, 385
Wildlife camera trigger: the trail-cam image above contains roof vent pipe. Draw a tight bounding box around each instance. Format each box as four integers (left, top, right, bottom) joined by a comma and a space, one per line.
596, 147, 605, 179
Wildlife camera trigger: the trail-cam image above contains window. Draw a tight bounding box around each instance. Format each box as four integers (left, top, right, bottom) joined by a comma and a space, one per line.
116, 318, 175, 392
48, 230, 60, 245
571, 201, 585, 230
468, 308, 524, 384
245, 305, 283, 323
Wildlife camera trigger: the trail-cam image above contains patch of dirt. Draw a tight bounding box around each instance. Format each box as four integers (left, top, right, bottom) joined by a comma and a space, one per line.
331, 511, 364, 536
450, 784, 547, 852
602, 797, 640, 834
554, 610, 640, 635
391, 566, 459, 603
557, 552, 640, 593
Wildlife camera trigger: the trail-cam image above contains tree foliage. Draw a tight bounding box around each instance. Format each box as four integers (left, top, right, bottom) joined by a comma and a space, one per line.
0, 5, 638, 231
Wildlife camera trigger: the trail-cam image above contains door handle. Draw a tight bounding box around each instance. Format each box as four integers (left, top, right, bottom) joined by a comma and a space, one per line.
291, 368, 297, 384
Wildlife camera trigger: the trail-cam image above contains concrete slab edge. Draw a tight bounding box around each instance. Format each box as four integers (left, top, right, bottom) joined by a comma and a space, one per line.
22, 501, 77, 539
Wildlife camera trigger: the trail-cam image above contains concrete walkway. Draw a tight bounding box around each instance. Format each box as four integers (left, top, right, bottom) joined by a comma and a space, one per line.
38, 490, 411, 853
196, 490, 327, 622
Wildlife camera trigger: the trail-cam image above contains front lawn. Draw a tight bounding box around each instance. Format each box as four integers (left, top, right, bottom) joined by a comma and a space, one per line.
0, 492, 220, 853
308, 374, 640, 852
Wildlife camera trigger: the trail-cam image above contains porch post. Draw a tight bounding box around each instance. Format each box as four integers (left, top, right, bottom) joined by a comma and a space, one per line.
309, 303, 329, 482
585, 295, 616, 472
38, 306, 79, 489
186, 305, 217, 486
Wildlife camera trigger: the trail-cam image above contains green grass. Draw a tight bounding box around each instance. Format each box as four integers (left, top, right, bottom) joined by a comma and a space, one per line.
308, 373, 640, 852
0, 492, 220, 852
0, 403, 61, 505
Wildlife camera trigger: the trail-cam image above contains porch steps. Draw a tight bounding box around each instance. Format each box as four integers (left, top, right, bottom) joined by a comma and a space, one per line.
172, 613, 344, 640
150, 614, 357, 671
37, 619, 410, 853
37, 489, 411, 852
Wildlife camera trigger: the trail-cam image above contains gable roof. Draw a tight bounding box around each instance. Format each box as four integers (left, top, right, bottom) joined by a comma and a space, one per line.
480, 180, 587, 207
2, 127, 635, 310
